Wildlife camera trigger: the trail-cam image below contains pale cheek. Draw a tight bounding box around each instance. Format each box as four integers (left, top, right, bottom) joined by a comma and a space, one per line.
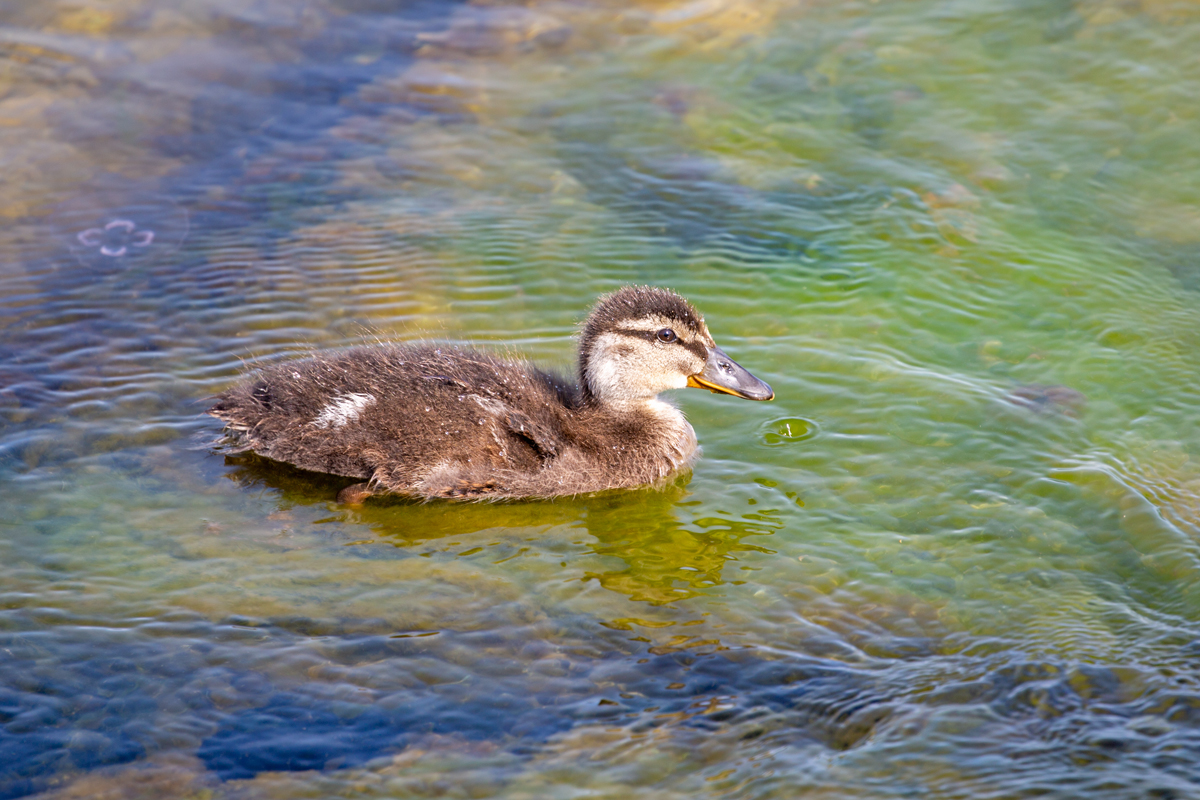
670, 372, 688, 389
588, 358, 623, 398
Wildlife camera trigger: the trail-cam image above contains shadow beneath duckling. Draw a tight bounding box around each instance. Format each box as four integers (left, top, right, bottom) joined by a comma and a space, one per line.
220, 454, 777, 606
221, 452, 367, 505
222, 449, 690, 510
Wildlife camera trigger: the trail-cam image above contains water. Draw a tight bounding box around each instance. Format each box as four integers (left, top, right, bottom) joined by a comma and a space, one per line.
2, 0, 1199, 796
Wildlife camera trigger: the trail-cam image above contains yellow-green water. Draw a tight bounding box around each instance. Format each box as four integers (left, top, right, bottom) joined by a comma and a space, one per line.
2, 0, 1200, 797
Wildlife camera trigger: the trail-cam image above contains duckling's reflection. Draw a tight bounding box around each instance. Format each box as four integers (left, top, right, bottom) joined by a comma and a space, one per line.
223, 454, 779, 606
577, 492, 780, 605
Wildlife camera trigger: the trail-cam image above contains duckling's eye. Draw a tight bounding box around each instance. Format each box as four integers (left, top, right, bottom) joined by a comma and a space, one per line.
656, 328, 677, 343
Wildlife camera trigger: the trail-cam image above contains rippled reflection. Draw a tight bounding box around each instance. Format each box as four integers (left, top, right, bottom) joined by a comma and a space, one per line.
3, 0, 1200, 797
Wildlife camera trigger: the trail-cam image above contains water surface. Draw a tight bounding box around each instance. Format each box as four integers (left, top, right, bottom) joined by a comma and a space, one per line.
2, 0, 1200, 797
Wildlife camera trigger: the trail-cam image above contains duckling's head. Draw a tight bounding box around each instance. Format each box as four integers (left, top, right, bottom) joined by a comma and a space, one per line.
578, 286, 773, 410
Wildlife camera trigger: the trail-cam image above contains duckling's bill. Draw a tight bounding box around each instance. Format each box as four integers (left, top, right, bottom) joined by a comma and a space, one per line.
686, 346, 774, 401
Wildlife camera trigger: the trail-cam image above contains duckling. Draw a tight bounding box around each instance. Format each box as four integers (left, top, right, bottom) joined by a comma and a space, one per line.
208, 286, 772, 501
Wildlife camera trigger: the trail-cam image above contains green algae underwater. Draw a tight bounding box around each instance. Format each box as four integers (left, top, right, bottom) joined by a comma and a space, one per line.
2, 0, 1200, 797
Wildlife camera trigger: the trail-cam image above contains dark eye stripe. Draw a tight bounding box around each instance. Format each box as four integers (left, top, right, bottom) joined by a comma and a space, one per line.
682, 339, 708, 361
611, 329, 662, 344
611, 329, 708, 360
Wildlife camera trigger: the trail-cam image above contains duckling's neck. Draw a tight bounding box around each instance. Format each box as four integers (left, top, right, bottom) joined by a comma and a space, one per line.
578, 377, 686, 421
614, 395, 687, 425
627, 396, 699, 475
585, 393, 698, 466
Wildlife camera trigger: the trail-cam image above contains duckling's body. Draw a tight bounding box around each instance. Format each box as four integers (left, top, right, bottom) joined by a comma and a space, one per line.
209, 287, 772, 501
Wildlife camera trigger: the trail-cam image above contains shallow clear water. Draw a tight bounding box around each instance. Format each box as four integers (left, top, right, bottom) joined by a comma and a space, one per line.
2, 0, 1200, 797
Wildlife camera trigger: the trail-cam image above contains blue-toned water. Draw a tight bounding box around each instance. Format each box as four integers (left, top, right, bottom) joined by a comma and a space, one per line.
2, 0, 1200, 797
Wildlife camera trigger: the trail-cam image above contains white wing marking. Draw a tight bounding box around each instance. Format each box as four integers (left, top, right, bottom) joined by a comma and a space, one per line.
312, 393, 376, 429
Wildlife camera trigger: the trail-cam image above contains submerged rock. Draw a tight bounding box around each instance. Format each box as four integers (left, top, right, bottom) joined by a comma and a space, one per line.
1004, 383, 1087, 417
